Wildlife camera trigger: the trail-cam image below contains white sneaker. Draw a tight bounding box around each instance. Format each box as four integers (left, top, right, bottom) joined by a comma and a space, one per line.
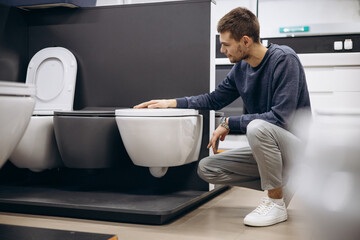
243, 197, 288, 227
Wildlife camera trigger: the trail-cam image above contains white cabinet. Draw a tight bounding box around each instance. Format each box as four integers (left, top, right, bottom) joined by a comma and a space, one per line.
299, 53, 360, 113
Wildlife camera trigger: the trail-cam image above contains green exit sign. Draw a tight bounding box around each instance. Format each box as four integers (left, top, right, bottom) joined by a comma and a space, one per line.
280, 26, 310, 33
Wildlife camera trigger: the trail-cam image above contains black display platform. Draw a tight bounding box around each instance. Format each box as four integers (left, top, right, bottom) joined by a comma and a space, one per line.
0, 224, 117, 240
0, 185, 228, 225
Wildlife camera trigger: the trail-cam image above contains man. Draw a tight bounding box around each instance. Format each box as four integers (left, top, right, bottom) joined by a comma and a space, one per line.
134, 7, 310, 227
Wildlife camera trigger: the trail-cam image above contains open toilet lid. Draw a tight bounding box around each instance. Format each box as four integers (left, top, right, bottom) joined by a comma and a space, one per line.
115, 108, 199, 117
26, 47, 77, 112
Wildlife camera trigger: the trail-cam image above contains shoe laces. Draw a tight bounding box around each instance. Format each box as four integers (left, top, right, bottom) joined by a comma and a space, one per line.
253, 197, 275, 215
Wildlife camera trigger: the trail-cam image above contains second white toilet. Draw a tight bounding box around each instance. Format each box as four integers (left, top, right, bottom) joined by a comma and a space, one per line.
10, 47, 77, 172
0, 81, 35, 168
115, 108, 203, 178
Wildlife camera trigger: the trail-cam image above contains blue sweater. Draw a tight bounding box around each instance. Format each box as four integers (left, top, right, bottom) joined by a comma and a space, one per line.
176, 44, 311, 133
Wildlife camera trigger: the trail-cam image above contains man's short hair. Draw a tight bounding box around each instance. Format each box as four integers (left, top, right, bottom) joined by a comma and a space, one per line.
217, 7, 260, 43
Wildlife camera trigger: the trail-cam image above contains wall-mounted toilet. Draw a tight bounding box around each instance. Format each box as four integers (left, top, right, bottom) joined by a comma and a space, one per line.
10, 47, 77, 172
0, 81, 35, 168
115, 108, 203, 178
53, 110, 126, 169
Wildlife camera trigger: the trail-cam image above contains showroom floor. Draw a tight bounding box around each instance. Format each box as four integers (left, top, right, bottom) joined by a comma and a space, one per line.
0, 187, 310, 240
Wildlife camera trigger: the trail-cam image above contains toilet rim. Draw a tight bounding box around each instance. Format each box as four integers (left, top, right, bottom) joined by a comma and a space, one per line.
115, 108, 199, 117
0, 81, 35, 96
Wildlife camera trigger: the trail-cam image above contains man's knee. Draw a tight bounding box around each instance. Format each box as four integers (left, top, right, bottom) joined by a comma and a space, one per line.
197, 157, 222, 183
246, 119, 269, 140
197, 157, 212, 181
246, 119, 278, 152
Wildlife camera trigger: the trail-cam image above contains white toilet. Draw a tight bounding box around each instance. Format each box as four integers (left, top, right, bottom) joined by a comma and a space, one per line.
0, 81, 35, 168
115, 108, 203, 178
10, 47, 77, 172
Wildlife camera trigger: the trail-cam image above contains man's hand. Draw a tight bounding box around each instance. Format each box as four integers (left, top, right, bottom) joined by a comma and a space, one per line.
207, 124, 230, 154
133, 99, 177, 109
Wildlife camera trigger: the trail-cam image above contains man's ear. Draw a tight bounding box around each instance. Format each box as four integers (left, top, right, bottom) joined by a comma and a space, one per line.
242, 35, 253, 47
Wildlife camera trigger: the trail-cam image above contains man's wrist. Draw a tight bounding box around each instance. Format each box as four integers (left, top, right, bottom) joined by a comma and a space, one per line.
220, 117, 230, 130
169, 99, 177, 108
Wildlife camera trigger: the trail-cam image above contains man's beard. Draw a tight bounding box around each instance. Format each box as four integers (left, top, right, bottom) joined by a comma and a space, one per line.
229, 45, 248, 63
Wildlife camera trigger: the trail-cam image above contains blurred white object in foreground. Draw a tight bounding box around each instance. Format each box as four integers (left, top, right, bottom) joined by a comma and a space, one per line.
291, 108, 360, 240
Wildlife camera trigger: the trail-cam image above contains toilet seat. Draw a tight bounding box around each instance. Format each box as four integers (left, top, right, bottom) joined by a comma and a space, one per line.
0, 81, 35, 96
115, 108, 199, 117
26, 47, 77, 113
55, 110, 115, 117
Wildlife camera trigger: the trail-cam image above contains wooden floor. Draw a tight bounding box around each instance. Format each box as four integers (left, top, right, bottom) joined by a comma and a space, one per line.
0, 187, 309, 240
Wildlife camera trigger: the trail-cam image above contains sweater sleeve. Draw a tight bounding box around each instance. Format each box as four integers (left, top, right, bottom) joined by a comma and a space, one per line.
176, 67, 240, 110
228, 54, 302, 133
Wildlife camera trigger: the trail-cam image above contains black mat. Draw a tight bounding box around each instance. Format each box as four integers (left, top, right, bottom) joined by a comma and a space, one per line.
0, 224, 116, 240
0, 185, 228, 225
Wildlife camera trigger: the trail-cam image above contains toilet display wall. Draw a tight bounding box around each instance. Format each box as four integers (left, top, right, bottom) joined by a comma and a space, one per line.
0, 1, 220, 225
27, 1, 211, 175
10, 47, 77, 172
2, 0, 212, 181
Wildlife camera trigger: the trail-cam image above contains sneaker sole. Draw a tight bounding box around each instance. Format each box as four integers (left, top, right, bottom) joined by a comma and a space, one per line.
244, 214, 288, 227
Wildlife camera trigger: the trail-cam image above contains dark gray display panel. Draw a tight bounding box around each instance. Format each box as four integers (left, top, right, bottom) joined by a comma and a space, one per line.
0, 4, 28, 82
27, 0, 211, 110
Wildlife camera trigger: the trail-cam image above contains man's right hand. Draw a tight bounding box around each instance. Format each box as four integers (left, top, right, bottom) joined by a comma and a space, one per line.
207, 124, 230, 154
133, 99, 177, 109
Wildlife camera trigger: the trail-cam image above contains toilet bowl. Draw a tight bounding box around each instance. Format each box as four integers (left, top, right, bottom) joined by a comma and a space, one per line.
53, 110, 126, 169
115, 108, 203, 178
0, 81, 35, 168
10, 47, 77, 172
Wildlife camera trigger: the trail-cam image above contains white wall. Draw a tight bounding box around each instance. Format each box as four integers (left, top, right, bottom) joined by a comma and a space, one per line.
213, 0, 256, 21
258, 0, 360, 37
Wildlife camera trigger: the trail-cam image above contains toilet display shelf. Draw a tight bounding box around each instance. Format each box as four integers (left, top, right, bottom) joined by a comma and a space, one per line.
0, 184, 228, 225
0, 163, 228, 225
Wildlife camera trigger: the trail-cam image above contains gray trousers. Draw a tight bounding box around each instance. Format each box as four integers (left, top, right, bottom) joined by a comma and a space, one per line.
198, 119, 301, 192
